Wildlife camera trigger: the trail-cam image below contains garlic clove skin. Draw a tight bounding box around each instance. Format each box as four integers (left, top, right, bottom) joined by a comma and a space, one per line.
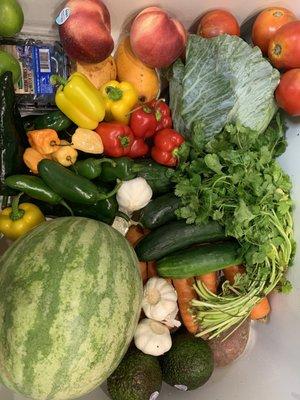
134, 318, 172, 356
161, 305, 182, 328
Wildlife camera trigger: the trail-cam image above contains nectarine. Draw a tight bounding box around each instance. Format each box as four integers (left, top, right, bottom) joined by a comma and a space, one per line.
130, 7, 187, 69
57, 0, 114, 63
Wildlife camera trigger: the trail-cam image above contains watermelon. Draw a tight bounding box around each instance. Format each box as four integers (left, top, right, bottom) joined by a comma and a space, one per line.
0, 217, 143, 400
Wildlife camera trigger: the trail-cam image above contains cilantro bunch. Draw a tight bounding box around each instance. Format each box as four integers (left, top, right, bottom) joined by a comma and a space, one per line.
172, 112, 295, 338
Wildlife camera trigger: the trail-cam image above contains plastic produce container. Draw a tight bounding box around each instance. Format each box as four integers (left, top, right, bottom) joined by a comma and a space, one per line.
0, 0, 300, 399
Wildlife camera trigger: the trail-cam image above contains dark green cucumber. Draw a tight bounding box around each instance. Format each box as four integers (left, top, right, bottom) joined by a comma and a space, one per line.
157, 241, 242, 279
135, 220, 225, 261
133, 159, 174, 194
140, 193, 180, 229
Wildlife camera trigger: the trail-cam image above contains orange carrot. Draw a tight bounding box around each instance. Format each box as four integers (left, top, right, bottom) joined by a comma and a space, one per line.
138, 262, 148, 284
196, 272, 218, 294
126, 225, 145, 247
172, 278, 199, 334
147, 261, 157, 278
223, 265, 245, 285
250, 297, 271, 320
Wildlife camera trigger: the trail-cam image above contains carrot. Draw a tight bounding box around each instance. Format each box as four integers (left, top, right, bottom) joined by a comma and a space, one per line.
138, 262, 148, 284
250, 297, 271, 320
223, 265, 245, 285
196, 272, 218, 294
147, 261, 157, 278
126, 225, 145, 247
172, 278, 199, 334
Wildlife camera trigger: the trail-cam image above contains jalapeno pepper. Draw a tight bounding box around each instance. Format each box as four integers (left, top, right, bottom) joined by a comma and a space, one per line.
22, 110, 73, 132
71, 158, 116, 180
38, 159, 121, 205
99, 157, 174, 194
100, 157, 136, 182
70, 187, 118, 225
5, 174, 73, 214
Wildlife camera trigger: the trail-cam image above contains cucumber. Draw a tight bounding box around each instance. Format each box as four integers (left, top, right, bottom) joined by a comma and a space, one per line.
140, 194, 180, 229
157, 241, 242, 279
135, 220, 225, 261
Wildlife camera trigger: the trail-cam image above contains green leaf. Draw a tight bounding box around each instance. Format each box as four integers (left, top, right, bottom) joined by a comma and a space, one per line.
234, 200, 255, 224
204, 154, 223, 174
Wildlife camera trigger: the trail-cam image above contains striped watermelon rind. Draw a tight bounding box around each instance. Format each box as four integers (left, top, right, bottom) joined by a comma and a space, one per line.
0, 217, 142, 400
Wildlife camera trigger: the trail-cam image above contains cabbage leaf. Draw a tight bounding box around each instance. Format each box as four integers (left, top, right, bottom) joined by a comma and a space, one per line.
170, 34, 280, 139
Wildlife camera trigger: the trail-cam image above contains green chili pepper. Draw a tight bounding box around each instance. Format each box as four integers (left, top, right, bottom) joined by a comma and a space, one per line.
100, 157, 136, 182
5, 174, 73, 214
70, 187, 118, 225
22, 110, 73, 132
71, 158, 116, 180
38, 159, 121, 205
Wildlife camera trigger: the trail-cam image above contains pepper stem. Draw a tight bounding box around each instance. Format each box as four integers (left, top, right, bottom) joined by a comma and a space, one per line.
119, 135, 130, 148
106, 86, 123, 101
97, 181, 123, 201
60, 200, 74, 216
10, 193, 25, 221
50, 74, 68, 87
95, 158, 117, 168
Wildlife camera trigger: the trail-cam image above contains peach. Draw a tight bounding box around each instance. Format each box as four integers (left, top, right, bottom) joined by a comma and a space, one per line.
130, 7, 187, 69
58, 0, 114, 63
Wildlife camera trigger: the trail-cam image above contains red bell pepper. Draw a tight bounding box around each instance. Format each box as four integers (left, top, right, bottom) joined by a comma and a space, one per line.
151, 129, 185, 167
128, 138, 149, 158
95, 122, 134, 157
149, 100, 173, 131
130, 105, 158, 138
130, 100, 172, 139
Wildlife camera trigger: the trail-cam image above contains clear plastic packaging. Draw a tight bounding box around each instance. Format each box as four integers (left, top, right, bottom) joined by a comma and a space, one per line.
0, 35, 70, 114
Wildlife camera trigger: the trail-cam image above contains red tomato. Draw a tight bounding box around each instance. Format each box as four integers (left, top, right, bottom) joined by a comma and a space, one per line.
268, 21, 300, 69
197, 10, 240, 38
252, 7, 296, 54
275, 69, 300, 116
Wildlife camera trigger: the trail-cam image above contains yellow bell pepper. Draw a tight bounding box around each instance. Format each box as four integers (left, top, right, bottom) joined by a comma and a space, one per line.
51, 73, 105, 130
100, 80, 139, 125
0, 193, 45, 241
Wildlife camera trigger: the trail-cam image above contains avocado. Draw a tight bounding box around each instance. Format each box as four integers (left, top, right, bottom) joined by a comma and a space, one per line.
160, 331, 214, 391
107, 346, 162, 400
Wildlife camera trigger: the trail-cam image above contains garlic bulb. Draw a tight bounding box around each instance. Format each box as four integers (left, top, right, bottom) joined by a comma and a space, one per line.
142, 277, 178, 322
116, 177, 153, 215
134, 318, 172, 356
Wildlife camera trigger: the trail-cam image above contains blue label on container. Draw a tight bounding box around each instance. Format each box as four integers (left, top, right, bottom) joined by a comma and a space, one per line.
32, 46, 54, 95
56, 8, 71, 25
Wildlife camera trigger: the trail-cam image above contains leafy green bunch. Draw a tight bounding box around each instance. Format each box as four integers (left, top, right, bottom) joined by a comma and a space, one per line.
171, 112, 295, 338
